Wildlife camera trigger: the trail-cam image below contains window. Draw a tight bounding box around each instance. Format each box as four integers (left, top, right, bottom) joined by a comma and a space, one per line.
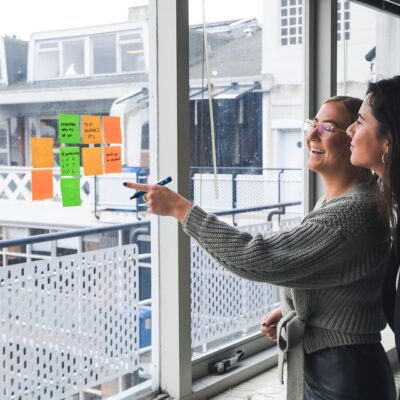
37, 42, 60, 79
337, 0, 351, 41
92, 34, 117, 74
336, 2, 400, 96
189, 0, 304, 362
120, 33, 146, 72
62, 39, 84, 76
34, 29, 146, 80
281, 0, 302, 45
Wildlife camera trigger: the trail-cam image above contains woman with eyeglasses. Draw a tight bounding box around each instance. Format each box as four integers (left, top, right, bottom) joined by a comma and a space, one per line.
124, 96, 395, 400
346, 75, 400, 364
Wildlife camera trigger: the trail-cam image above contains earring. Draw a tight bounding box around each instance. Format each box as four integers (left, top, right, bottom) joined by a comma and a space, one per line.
382, 153, 388, 164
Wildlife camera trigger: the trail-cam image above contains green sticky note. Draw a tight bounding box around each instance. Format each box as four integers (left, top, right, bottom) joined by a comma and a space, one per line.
58, 114, 81, 144
60, 178, 81, 207
60, 147, 80, 177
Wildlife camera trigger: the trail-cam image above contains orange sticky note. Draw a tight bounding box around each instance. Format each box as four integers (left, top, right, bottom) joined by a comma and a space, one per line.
31, 138, 54, 168
31, 169, 53, 200
82, 116, 102, 144
104, 146, 122, 174
103, 116, 122, 144
82, 147, 103, 176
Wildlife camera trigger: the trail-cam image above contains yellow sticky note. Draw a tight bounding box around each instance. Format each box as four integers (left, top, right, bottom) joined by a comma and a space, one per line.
82, 116, 102, 144
31, 138, 54, 168
104, 146, 122, 174
82, 147, 103, 176
31, 169, 53, 200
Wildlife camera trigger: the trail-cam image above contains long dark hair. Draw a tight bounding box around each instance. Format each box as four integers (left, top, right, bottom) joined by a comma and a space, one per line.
367, 76, 400, 253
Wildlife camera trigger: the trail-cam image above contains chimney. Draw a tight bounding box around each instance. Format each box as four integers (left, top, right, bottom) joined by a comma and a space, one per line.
128, 6, 148, 22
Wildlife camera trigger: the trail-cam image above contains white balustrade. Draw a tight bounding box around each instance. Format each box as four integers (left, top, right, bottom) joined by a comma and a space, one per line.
0, 244, 139, 400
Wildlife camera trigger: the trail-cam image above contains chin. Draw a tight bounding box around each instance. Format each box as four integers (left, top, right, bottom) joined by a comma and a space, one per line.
307, 161, 319, 173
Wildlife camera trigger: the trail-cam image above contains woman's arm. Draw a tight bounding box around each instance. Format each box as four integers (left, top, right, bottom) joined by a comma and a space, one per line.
124, 182, 385, 289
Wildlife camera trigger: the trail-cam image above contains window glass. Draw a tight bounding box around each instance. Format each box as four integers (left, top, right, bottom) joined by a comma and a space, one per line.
62, 39, 84, 76
121, 41, 145, 72
92, 34, 116, 74
337, 1, 400, 97
10, 117, 25, 166
37, 43, 59, 79
189, 0, 304, 357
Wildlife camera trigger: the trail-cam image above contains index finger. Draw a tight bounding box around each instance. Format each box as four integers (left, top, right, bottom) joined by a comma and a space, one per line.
123, 182, 152, 191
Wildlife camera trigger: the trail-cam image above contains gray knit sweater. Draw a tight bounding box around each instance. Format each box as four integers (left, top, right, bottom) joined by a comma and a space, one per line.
183, 184, 390, 399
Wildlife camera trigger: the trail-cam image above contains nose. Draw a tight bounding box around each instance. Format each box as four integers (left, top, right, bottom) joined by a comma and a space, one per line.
346, 121, 355, 139
307, 125, 320, 141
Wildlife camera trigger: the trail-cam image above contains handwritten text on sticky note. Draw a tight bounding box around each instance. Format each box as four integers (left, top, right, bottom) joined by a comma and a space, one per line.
58, 114, 81, 143
82, 115, 102, 144
104, 146, 122, 173
60, 147, 81, 177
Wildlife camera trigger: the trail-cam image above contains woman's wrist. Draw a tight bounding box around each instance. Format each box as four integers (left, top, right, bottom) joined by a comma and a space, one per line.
175, 198, 193, 224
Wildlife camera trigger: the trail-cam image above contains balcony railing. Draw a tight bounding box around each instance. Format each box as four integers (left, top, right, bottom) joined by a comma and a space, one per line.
0, 221, 153, 400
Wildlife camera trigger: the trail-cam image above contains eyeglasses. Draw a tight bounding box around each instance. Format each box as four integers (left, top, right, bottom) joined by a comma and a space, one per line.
304, 119, 347, 140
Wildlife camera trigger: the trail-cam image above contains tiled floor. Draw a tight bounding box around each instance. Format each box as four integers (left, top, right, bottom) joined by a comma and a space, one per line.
209, 365, 286, 400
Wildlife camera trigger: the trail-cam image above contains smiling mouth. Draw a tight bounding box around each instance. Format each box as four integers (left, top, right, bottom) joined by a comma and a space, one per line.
310, 147, 325, 155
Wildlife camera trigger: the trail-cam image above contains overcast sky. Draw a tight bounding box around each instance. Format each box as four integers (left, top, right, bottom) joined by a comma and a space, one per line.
0, 0, 263, 40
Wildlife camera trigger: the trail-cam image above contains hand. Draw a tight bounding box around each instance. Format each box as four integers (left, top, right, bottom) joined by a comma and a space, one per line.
124, 182, 193, 223
260, 307, 282, 342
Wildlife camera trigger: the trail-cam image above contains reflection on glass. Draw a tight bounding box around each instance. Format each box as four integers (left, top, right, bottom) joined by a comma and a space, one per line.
189, 0, 304, 358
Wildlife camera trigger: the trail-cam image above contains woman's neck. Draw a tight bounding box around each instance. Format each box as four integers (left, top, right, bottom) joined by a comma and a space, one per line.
322, 172, 365, 200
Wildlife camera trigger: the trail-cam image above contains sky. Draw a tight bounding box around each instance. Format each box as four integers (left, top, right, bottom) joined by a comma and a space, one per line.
0, 0, 263, 40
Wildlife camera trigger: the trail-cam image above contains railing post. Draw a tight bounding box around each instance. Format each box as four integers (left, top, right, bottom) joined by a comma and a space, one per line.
232, 170, 238, 226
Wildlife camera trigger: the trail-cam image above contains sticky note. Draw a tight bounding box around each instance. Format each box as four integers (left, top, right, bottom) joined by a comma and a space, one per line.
58, 114, 81, 143
104, 146, 122, 174
32, 169, 53, 200
60, 147, 80, 177
103, 116, 122, 144
82, 147, 103, 176
82, 115, 102, 144
60, 178, 81, 207
31, 138, 54, 168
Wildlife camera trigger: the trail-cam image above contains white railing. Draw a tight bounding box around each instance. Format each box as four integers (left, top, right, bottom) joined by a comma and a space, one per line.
0, 244, 140, 400
0, 166, 144, 210
191, 218, 301, 352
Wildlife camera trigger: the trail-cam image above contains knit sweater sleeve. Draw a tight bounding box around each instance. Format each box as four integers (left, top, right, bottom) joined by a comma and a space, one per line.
182, 194, 386, 289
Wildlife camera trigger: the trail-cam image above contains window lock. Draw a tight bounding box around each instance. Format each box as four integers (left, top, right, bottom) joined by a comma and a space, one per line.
209, 349, 245, 374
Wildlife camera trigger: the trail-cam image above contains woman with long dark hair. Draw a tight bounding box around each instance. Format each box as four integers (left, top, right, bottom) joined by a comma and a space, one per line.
346, 75, 400, 358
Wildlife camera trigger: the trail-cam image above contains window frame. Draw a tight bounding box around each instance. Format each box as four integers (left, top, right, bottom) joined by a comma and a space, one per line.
30, 23, 147, 82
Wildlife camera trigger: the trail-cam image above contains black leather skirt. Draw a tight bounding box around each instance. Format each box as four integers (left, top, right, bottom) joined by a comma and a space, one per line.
304, 343, 396, 400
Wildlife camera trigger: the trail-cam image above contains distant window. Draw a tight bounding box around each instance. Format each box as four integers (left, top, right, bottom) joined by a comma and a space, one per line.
62, 39, 84, 76
337, 0, 351, 40
92, 34, 117, 74
120, 33, 145, 72
281, 0, 302, 46
37, 42, 60, 79
34, 29, 145, 80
